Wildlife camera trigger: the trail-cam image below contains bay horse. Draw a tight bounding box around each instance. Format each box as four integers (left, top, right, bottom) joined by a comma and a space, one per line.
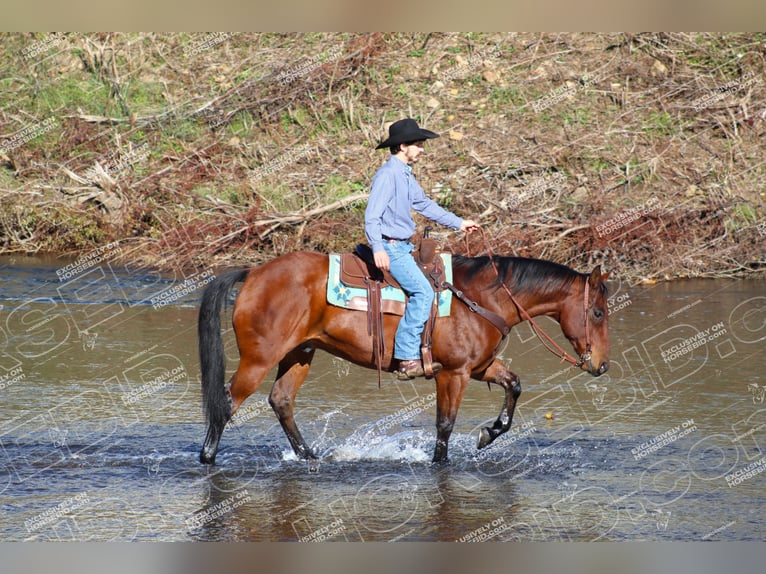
198, 251, 610, 464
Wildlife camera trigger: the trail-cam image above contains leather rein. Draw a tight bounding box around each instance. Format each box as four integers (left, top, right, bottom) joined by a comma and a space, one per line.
440, 231, 593, 369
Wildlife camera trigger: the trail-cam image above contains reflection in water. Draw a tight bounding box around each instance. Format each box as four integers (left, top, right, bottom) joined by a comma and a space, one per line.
0, 256, 764, 540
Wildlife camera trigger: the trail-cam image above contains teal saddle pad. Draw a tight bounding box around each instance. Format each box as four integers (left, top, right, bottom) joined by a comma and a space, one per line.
327, 253, 453, 316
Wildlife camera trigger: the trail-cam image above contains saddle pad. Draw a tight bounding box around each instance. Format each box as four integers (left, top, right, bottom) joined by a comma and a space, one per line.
327, 253, 453, 316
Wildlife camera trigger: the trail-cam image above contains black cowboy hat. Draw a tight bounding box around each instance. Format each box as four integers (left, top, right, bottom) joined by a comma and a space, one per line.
375, 118, 440, 149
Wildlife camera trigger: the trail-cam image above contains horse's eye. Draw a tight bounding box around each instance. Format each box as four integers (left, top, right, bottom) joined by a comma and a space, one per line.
593, 308, 604, 320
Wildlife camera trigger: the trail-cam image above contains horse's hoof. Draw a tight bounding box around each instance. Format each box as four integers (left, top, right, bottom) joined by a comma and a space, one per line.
199, 450, 216, 465
477, 427, 492, 450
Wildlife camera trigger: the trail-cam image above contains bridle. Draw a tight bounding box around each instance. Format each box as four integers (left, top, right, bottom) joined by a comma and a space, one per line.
471, 231, 594, 369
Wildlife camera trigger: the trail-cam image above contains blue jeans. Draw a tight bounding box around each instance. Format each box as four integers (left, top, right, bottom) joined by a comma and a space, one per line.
384, 241, 434, 361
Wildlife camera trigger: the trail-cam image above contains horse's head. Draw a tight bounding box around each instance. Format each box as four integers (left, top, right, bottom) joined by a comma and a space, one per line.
560, 266, 610, 377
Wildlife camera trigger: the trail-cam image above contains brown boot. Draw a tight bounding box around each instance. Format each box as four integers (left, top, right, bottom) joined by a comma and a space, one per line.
395, 359, 443, 380
396, 359, 424, 380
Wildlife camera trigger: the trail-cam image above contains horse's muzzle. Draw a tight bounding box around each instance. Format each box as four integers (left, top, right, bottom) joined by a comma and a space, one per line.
594, 360, 609, 376
583, 357, 609, 377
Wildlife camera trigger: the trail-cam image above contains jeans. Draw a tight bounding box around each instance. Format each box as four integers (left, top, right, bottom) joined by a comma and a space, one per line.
384, 240, 434, 360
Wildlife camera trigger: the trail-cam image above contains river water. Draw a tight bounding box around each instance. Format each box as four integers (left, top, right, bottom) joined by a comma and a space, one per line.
0, 254, 763, 541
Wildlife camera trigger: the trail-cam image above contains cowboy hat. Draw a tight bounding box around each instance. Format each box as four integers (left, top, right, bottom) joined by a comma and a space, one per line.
375, 118, 440, 149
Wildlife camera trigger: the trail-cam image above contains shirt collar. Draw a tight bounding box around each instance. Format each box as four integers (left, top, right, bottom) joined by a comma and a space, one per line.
388, 154, 413, 175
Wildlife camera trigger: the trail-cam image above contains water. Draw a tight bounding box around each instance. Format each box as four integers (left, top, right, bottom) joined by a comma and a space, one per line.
1, 254, 764, 541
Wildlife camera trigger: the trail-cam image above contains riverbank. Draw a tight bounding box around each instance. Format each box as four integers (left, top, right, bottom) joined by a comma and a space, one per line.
1, 32, 764, 282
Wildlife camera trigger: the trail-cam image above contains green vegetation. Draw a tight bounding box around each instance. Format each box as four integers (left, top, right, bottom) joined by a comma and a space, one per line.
1, 32, 764, 280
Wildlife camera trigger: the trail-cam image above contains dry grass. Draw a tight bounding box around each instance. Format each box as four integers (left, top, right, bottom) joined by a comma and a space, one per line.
1, 32, 764, 282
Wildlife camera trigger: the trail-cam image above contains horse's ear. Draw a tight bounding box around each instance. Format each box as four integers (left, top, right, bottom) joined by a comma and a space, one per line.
589, 265, 602, 288
601, 271, 610, 281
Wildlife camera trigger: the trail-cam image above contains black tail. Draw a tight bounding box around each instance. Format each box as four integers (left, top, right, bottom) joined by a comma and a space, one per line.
198, 269, 249, 433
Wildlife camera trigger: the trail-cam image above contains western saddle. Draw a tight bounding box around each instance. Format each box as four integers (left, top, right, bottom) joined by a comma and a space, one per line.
339, 231, 446, 384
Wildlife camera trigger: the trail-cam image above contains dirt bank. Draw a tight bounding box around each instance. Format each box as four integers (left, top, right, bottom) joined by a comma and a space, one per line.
1, 32, 764, 282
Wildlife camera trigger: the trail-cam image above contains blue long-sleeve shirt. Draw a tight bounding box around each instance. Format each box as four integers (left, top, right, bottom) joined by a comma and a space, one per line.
364, 155, 463, 253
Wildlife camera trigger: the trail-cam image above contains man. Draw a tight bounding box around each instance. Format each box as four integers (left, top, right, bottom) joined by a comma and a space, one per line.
365, 118, 480, 380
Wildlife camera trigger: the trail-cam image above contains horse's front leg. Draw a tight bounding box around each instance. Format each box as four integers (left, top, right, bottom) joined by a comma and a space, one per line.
433, 370, 470, 463
476, 359, 522, 450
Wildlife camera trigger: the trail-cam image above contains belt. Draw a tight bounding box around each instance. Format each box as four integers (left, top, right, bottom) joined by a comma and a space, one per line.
382, 235, 409, 242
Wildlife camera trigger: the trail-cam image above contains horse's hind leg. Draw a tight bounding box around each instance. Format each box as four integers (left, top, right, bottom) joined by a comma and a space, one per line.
269, 346, 317, 460
476, 359, 522, 450
201, 360, 271, 464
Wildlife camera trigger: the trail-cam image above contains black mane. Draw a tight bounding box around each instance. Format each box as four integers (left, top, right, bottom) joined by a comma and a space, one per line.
452, 255, 583, 296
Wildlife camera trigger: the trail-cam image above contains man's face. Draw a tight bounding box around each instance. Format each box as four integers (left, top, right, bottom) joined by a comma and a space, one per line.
401, 140, 426, 164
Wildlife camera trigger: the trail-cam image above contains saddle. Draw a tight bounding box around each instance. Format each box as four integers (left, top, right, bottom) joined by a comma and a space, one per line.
339, 233, 447, 384
340, 243, 446, 292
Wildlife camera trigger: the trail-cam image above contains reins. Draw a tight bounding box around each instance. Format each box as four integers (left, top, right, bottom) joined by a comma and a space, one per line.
465, 230, 592, 369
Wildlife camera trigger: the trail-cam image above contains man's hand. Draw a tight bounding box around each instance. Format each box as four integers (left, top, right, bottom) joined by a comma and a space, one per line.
460, 219, 480, 233
374, 249, 390, 271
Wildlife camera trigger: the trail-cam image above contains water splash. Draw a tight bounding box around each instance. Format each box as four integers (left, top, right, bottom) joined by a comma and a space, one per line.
279, 428, 433, 463
330, 430, 432, 462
